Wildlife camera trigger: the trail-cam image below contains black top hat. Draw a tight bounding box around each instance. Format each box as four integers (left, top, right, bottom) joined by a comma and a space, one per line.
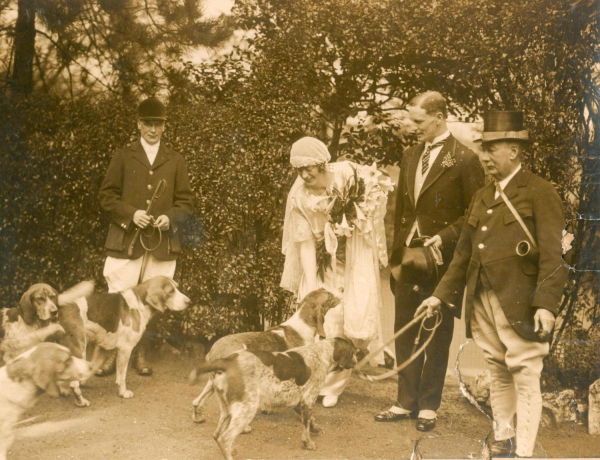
477, 110, 529, 144
138, 97, 167, 121
389, 237, 441, 295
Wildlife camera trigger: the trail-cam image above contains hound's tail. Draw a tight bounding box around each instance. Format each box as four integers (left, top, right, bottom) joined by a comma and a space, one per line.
189, 359, 230, 383
58, 280, 95, 306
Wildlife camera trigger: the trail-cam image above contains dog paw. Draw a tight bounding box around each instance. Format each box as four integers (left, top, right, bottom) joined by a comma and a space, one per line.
76, 398, 90, 407
59, 387, 71, 397
302, 439, 316, 451
242, 425, 252, 434
192, 410, 205, 424
119, 390, 134, 399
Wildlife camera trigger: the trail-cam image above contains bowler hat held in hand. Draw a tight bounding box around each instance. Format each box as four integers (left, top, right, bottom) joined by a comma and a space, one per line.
390, 236, 443, 295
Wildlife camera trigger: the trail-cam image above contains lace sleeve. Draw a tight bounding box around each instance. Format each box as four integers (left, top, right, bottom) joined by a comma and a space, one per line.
291, 206, 314, 243
281, 177, 306, 295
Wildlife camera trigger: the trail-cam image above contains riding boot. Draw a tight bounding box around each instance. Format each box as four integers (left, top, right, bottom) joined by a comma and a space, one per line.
96, 348, 117, 376
132, 312, 162, 376
132, 337, 152, 376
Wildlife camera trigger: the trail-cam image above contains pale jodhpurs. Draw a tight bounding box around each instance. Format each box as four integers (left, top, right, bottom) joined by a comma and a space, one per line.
103, 255, 176, 293
471, 284, 549, 458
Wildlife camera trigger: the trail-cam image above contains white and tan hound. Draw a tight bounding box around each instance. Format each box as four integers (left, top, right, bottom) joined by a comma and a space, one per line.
191, 337, 356, 460
59, 276, 190, 406
0, 343, 91, 460
191, 288, 340, 424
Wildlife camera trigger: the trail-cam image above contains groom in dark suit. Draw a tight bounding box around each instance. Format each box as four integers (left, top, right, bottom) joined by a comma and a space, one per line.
375, 91, 485, 431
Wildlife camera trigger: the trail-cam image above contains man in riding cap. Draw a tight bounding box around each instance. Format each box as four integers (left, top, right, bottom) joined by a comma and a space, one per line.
98, 97, 194, 376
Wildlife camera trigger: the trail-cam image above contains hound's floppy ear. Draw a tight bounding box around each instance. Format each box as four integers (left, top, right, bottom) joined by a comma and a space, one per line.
315, 290, 341, 338
140, 280, 166, 312
322, 290, 342, 315
298, 289, 341, 338
6, 355, 35, 382
333, 338, 356, 369
31, 349, 69, 396
315, 305, 327, 338
18, 287, 36, 325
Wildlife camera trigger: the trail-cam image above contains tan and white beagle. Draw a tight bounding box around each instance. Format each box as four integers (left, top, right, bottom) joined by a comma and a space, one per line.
0, 282, 96, 365
191, 288, 340, 424
0, 343, 91, 460
1, 284, 62, 364
59, 276, 190, 406
191, 338, 356, 460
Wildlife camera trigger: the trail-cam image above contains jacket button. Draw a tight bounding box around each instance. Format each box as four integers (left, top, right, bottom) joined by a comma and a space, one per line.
148, 184, 152, 190
478, 243, 485, 249
149, 171, 154, 175
401, 218, 406, 224
481, 226, 488, 231
487, 209, 493, 214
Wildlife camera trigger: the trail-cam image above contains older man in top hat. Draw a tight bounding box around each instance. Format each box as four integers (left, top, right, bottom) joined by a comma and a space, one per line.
417, 111, 569, 457
97, 96, 194, 376
375, 91, 485, 431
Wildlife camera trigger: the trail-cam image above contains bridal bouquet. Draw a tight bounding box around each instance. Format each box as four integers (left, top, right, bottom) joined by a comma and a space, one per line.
311, 163, 394, 280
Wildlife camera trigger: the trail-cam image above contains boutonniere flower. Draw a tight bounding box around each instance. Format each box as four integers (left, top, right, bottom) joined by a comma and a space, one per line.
441, 153, 456, 169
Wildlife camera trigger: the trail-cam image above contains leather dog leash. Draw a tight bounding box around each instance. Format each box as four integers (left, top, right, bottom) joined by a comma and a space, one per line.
354, 310, 442, 382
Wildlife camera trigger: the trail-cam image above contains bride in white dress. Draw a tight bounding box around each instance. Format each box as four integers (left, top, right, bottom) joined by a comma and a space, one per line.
281, 136, 393, 407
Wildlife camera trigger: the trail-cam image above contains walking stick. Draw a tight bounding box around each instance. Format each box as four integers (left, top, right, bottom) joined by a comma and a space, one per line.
124, 179, 167, 284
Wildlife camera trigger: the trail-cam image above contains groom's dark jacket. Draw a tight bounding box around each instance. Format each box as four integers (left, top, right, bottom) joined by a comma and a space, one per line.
392, 134, 485, 309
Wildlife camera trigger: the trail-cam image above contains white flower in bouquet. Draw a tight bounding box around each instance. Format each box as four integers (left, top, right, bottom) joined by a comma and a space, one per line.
334, 214, 354, 237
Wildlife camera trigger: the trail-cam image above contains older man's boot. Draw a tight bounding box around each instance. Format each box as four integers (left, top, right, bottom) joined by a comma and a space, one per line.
96, 348, 117, 376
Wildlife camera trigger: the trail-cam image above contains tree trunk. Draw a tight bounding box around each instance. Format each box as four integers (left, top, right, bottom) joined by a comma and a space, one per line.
11, 0, 36, 96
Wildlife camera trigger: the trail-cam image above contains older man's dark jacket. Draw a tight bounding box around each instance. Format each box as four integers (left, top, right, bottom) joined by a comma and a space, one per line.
99, 140, 194, 261
433, 168, 569, 342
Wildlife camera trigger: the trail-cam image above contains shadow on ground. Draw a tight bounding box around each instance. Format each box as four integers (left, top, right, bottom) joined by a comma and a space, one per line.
9, 349, 596, 460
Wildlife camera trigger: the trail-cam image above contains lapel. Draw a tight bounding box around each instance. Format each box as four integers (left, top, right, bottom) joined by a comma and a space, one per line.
407, 143, 425, 208
151, 143, 170, 171
417, 135, 456, 202
482, 166, 531, 208
132, 140, 151, 169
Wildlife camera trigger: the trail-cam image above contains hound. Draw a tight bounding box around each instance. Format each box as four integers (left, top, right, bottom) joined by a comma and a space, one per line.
191, 288, 340, 423
59, 276, 190, 406
191, 337, 356, 460
0, 343, 91, 460
1, 282, 93, 363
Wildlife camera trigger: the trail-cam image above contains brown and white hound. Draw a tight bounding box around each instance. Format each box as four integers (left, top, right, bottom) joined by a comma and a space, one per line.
0, 343, 91, 460
191, 337, 356, 460
191, 288, 340, 424
59, 276, 190, 406
0, 284, 62, 364
0, 282, 96, 365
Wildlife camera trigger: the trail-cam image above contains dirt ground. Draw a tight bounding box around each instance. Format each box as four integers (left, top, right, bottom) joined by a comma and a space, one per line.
9, 348, 598, 460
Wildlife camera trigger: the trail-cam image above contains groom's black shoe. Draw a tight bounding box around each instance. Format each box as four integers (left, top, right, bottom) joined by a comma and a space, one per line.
374, 409, 415, 422
416, 418, 436, 432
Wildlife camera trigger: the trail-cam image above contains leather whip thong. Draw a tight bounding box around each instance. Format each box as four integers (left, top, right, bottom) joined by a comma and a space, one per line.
126, 178, 167, 284
354, 310, 442, 382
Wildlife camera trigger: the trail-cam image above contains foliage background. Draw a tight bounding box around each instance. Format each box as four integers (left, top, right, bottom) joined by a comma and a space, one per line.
0, 0, 598, 390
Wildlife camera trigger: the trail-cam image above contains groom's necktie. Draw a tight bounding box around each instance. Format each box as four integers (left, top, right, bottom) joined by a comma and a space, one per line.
421, 141, 445, 175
